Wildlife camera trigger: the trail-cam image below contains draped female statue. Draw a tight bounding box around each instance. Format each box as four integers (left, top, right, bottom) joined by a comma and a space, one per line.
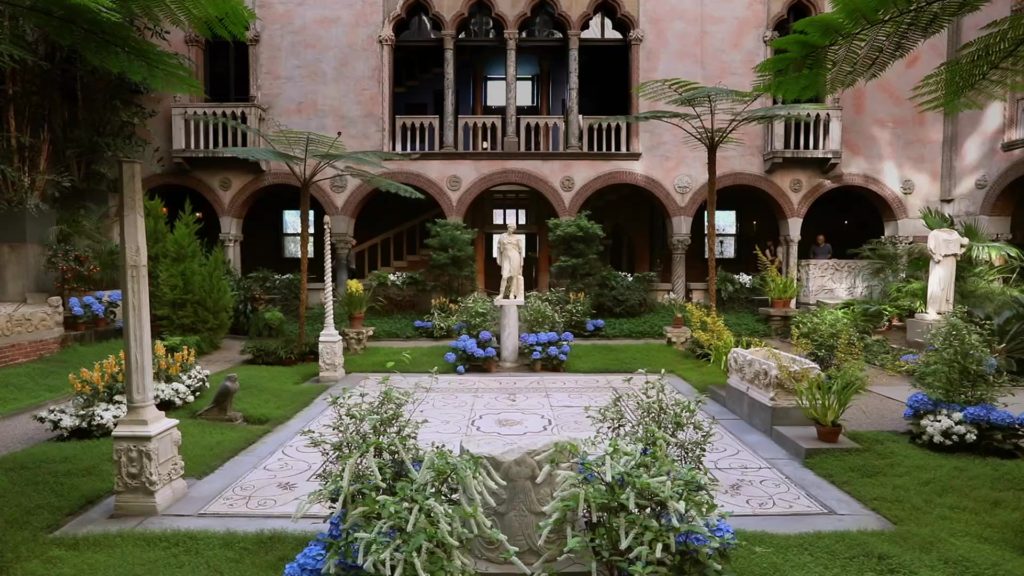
495, 222, 525, 301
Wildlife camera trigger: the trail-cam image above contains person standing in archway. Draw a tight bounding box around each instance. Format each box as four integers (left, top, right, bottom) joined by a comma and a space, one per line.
763, 239, 783, 271
810, 234, 832, 259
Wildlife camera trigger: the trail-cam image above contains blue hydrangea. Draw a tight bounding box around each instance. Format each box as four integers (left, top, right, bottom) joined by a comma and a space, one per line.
989, 409, 1017, 427
531, 351, 541, 360
82, 295, 97, 306
108, 290, 122, 303
983, 356, 999, 375
899, 353, 920, 365
546, 332, 559, 343
593, 319, 605, 329
456, 365, 466, 375
585, 321, 595, 332
547, 346, 559, 357
536, 332, 549, 344
444, 352, 457, 364
520, 333, 530, 344
559, 344, 571, 354
902, 407, 916, 420
479, 330, 493, 343
963, 404, 995, 424
676, 532, 710, 547
484, 347, 497, 358
70, 305, 85, 317
413, 320, 424, 328
905, 392, 936, 415
453, 322, 466, 333
451, 340, 465, 351
528, 334, 538, 346
936, 401, 964, 413
557, 354, 567, 362
68, 297, 81, 308
472, 348, 485, 359
282, 540, 327, 576
561, 332, 574, 342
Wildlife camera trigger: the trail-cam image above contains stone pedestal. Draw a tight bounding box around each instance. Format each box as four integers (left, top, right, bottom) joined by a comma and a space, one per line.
758, 306, 799, 337
341, 327, 374, 355
663, 326, 692, 350
906, 315, 942, 350
724, 347, 820, 435
497, 299, 523, 368
319, 330, 345, 382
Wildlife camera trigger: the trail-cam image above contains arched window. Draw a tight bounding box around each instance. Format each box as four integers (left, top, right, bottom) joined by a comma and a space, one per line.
773, 0, 814, 38
459, 2, 504, 39
581, 10, 627, 40
519, 2, 565, 39
205, 38, 249, 102
396, 2, 442, 42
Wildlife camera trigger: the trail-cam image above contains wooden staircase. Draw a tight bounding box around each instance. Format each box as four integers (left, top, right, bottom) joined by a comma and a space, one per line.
351, 210, 442, 279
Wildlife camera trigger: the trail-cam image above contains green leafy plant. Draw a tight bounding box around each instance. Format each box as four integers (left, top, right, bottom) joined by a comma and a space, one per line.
548, 212, 607, 295
366, 271, 428, 314
521, 289, 594, 333
754, 246, 798, 301
790, 308, 865, 371
455, 292, 498, 336
792, 363, 868, 427
424, 219, 477, 298
684, 303, 736, 369
914, 309, 1008, 406
594, 270, 656, 318
343, 279, 371, 317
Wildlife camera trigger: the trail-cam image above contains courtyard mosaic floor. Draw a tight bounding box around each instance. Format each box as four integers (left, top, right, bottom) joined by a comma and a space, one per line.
60, 373, 889, 535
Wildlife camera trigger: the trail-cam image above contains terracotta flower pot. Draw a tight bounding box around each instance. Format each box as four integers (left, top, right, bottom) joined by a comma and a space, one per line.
94, 317, 109, 328
531, 360, 543, 372
814, 423, 843, 443
770, 299, 791, 309
70, 320, 86, 332
349, 314, 365, 329
482, 359, 497, 373
672, 314, 685, 328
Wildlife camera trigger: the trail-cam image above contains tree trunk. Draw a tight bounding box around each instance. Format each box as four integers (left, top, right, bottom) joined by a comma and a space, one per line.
298, 185, 311, 347
706, 146, 718, 312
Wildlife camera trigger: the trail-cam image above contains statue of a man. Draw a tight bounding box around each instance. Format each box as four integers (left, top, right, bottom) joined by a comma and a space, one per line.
495, 222, 525, 301
919, 228, 969, 319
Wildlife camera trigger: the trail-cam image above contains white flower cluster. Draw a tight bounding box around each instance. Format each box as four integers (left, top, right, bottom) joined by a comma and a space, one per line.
35, 365, 209, 438
735, 273, 754, 288
36, 396, 128, 439
915, 409, 979, 447
154, 366, 210, 408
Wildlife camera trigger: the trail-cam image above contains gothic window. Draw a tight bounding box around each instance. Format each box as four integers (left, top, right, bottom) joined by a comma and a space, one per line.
205, 38, 249, 102
581, 11, 626, 39
459, 3, 503, 39
520, 2, 564, 39
772, 0, 814, 38
396, 3, 442, 42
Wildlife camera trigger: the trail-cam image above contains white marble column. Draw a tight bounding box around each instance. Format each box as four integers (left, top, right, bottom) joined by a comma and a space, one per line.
566, 31, 581, 151
379, 31, 396, 151
111, 160, 187, 516
497, 301, 523, 368
442, 31, 456, 151
319, 216, 345, 382
503, 30, 519, 152
670, 234, 691, 299
218, 233, 243, 273
783, 235, 801, 278
332, 232, 356, 291
627, 29, 645, 152
247, 26, 260, 102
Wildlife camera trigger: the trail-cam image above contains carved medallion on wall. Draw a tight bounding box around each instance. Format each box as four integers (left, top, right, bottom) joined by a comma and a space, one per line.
789, 178, 804, 194
673, 174, 693, 195
975, 173, 989, 190
559, 176, 575, 193
330, 174, 348, 194
446, 175, 463, 192
900, 179, 915, 195
217, 176, 232, 192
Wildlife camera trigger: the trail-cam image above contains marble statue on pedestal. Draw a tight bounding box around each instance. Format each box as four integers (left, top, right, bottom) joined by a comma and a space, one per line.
495, 223, 525, 302
919, 228, 969, 320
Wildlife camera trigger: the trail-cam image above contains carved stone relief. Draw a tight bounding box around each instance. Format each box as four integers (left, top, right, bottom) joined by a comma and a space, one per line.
330, 174, 348, 194
900, 179, 915, 195
559, 176, 575, 193
789, 178, 803, 194
673, 174, 693, 195
446, 174, 463, 192
727, 348, 820, 406
798, 260, 883, 304
0, 298, 64, 342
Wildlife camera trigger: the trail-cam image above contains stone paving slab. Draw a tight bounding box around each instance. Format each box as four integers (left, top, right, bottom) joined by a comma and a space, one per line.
60, 373, 891, 536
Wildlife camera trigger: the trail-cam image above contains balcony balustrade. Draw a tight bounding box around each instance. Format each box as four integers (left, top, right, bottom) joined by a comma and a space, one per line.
519, 116, 565, 152
764, 106, 842, 172
394, 116, 440, 152
457, 115, 503, 152
583, 118, 630, 152
171, 103, 265, 158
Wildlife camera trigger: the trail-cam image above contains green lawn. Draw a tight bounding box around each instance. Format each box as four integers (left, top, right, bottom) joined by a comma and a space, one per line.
0, 339, 125, 416
344, 343, 727, 392
0, 362, 324, 575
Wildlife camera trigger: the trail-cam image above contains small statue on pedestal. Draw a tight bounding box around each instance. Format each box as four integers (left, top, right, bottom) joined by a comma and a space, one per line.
495, 222, 525, 302
918, 228, 969, 320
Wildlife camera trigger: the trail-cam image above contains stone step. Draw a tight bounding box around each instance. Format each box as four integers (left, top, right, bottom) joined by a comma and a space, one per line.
771, 425, 859, 460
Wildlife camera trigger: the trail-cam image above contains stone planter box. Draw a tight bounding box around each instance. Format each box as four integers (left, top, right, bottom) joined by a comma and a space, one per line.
723, 347, 820, 434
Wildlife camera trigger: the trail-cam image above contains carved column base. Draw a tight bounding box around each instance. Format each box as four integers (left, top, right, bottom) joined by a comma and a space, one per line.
112, 414, 186, 516
341, 327, 375, 355
663, 326, 692, 350
318, 329, 345, 382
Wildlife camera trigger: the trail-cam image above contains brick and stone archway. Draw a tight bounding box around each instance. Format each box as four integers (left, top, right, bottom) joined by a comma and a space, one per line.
143, 173, 226, 217
570, 170, 682, 217
456, 169, 567, 218
798, 173, 907, 222
982, 158, 1024, 218
342, 171, 455, 219
228, 171, 336, 219
683, 172, 797, 219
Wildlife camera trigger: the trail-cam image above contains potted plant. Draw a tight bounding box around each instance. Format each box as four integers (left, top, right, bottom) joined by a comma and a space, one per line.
343, 279, 370, 329
519, 331, 574, 371
793, 363, 867, 442
444, 331, 498, 374
663, 291, 686, 328
67, 297, 87, 331
755, 246, 798, 308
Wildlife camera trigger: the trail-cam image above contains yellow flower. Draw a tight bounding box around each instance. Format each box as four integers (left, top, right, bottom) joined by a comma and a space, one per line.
346, 279, 365, 296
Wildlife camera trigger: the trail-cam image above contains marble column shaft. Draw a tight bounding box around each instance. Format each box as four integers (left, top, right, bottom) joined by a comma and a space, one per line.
218, 233, 243, 273
442, 32, 456, 151
671, 234, 691, 299
628, 30, 645, 152
503, 31, 519, 151
783, 235, 800, 278
566, 32, 581, 151
379, 31, 396, 151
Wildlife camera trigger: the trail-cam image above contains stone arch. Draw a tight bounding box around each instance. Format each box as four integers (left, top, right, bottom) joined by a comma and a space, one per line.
769, 0, 821, 28
576, 0, 637, 32
386, 0, 448, 31
684, 172, 796, 219
342, 171, 455, 219
981, 158, 1024, 217
512, 0, 574, 31
451, 0, 511, 32
570, 171, 681, 217
798, 173, 907, 221
142, 173, 226, 217
228, 171, 336, 219
456, 169, 567, 217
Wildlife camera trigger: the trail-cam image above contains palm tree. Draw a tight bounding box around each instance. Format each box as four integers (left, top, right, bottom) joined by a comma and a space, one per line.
0, 0, 252, 92
755, 0, 1024, 112
621, 80, 813, 310
221, 126, 422, 345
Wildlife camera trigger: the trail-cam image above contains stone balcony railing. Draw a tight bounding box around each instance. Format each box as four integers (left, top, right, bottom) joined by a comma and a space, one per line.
171, 103, 266, 159
395, 115, 636, 155
764, 106, 842, 172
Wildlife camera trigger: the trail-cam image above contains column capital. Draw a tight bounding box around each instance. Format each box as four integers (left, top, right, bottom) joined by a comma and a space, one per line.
332, 232, 356, 251
246, 26, 261, 45
184, 31, 204, 47
218, 232, 243, 246
568, 30, 581, 48
378, 30, 396, 46
628, 29, 645, 45
782, 234, 801, 245
671, 234, 692, 254
441, 30, 456, 48
504, 30, 518, 47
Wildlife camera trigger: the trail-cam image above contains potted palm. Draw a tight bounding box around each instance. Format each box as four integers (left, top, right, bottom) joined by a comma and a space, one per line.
343, 279, 370, 329
755, 246, 798, 308
793, 363, 867, 443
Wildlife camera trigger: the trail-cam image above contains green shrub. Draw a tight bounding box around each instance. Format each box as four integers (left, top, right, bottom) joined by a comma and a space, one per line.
790, 307, 864, 370
148, 199, 234, 354
685, 303, 737, 369
424, 219, 476, 298
521, 289, 593, 333
548, 212, 606, 294
602, 306, 674, 338
456, 292, 497, 336
231, 269, 301, 335
365, 270, 428, 314
723, 310, 769, 339
593, 270, 655, 318
248, 307, 286, 338
914, 309, 1008, 405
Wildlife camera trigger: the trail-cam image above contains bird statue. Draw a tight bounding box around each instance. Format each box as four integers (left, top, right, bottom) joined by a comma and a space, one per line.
197, 373, 243, 423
